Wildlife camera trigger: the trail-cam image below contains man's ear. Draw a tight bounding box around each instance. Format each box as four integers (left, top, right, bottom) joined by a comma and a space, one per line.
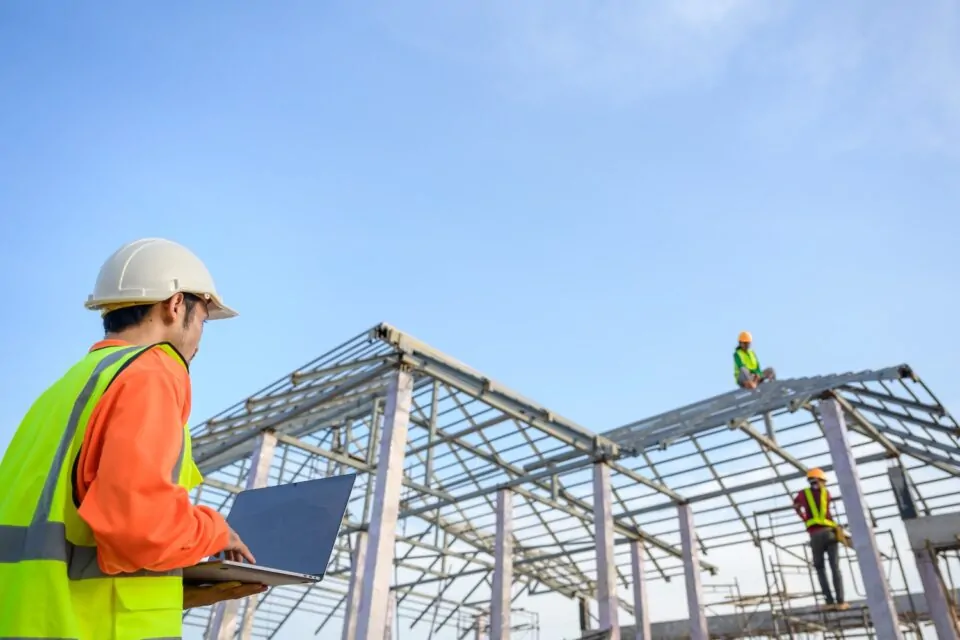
158, 293, 187, 325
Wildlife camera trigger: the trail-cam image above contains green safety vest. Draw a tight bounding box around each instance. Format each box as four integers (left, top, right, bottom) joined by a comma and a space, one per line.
733, 348, 760, 381
0, 343, 204, 639
803, 487, 836, 529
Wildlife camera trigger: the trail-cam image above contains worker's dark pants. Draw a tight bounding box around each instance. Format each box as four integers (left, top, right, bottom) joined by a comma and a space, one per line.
810, 528, 844, 604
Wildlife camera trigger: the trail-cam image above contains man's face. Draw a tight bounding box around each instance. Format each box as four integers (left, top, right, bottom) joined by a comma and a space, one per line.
741, 341, 751, 350
161, 293, 209, 362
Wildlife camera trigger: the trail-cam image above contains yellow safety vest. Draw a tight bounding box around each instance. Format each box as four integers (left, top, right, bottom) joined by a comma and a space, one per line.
803, 487, 836, 528
0, 343, 204, 639
733, 348, 759, 381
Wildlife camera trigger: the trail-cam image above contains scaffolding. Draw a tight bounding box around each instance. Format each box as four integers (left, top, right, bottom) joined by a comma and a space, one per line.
464, 609, 540, 640
746, 506, 925, 638
182, 323, 960, 639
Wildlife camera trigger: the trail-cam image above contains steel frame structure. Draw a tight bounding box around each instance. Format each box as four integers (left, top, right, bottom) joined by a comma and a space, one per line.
183, 323, 960, 639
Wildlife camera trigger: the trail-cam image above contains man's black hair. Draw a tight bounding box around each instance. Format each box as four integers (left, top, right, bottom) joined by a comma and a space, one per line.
102, 293, 203, 335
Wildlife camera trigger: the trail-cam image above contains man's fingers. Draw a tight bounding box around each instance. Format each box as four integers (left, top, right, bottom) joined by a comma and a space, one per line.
238, 542, 256, 564
213, 581, 244, 592
228, 583, 268, 597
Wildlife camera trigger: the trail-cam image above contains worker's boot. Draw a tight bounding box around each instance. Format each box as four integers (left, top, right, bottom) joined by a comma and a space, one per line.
834, 602, 850, 611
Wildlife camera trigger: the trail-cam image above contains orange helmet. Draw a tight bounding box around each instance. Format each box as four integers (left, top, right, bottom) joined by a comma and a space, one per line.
807, 468, 827, 481
738, 331, 753, 343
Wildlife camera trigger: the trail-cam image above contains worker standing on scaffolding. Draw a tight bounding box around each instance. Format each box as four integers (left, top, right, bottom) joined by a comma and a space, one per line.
734, 331, 776, 389
794, 468, 849, 611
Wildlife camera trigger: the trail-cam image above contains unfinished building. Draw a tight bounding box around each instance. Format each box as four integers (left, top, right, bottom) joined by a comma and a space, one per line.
183, 323, 960, 639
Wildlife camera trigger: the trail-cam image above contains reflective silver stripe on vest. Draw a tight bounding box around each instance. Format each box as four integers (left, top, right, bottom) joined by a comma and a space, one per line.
171, 425, 186, 484
0, 346, 186, 580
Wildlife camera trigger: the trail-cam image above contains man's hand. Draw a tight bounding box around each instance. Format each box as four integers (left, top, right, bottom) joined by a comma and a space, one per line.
183, 581, 268, 609
224, 526, 256, 564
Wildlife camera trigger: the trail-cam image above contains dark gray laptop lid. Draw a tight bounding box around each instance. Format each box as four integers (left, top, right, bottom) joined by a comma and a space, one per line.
225, 473, 357, 577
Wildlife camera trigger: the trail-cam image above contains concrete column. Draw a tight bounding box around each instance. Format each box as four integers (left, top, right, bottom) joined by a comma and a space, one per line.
355, 368, 414, 640
208, 430, 278, 640
491, 488, 513, 640
914, 549, 959, 640
341, 532, 369, 640
593, 462, 620, 640
238, 600, 257, 640
819, 399, 904, 640
629, 540, 650, 640
208, 594, 241, 640
383, 591, 396, 640
678, 503, 708, 640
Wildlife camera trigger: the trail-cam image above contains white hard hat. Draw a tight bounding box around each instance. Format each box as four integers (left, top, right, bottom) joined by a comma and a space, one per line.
85, 238, 238, 320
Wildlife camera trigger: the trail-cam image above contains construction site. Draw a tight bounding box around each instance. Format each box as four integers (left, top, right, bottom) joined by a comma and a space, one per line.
183, 323, 960, 640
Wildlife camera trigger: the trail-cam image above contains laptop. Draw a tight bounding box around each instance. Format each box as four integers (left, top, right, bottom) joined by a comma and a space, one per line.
183, 473, 357, 587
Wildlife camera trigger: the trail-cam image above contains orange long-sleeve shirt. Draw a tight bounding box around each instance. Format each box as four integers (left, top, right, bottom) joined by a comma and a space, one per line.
75, 339, 230, 575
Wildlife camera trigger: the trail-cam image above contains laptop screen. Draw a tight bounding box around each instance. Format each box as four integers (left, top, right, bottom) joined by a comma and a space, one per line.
225, 473, 357, 577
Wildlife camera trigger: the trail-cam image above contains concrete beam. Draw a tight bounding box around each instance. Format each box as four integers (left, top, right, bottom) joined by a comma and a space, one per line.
914, 549, 959, 640
341, 532, 369, 640
593, 463, 620, 640
491, 488, 514, 640
207, 430, 277, 640
819, 398, 903, 640
904, 512, 960, 552
677, 504, 707, 640
355, 369, 414, 640
629, 541, 650, 640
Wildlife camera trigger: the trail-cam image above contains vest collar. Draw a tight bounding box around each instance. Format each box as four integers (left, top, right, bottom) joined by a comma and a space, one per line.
89, 340, 189, 372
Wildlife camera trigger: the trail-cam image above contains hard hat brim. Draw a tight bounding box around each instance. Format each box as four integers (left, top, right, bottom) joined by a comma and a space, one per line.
207, 300, 239, 320
85, 294, 238, 320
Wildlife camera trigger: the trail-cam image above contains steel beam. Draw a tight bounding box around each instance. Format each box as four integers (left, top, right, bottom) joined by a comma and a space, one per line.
376, 322, 611, 454
356, 368, 414, 640
578, 598, 590, 631
838, 383, 945, 416
833, 395, 900, 456
491, 488, 513, 640
593, 463, 620, 640
341, 532, 369, 640
678, 504, 707, 640
735, 421, 807, 473
404, 354, 614, 456
629, 541, 650, 640
194, 364, 395, 470
819, 398, 903, 640
621, 451, 892, 519
207, 430, 277, 640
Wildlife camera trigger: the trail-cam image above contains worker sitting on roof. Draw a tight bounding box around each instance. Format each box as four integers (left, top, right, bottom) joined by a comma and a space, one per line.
734, 331, 776, 389
794, 468, 849, 611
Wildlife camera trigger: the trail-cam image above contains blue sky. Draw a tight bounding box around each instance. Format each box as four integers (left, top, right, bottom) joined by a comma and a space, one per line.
1, 1, 959, 637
